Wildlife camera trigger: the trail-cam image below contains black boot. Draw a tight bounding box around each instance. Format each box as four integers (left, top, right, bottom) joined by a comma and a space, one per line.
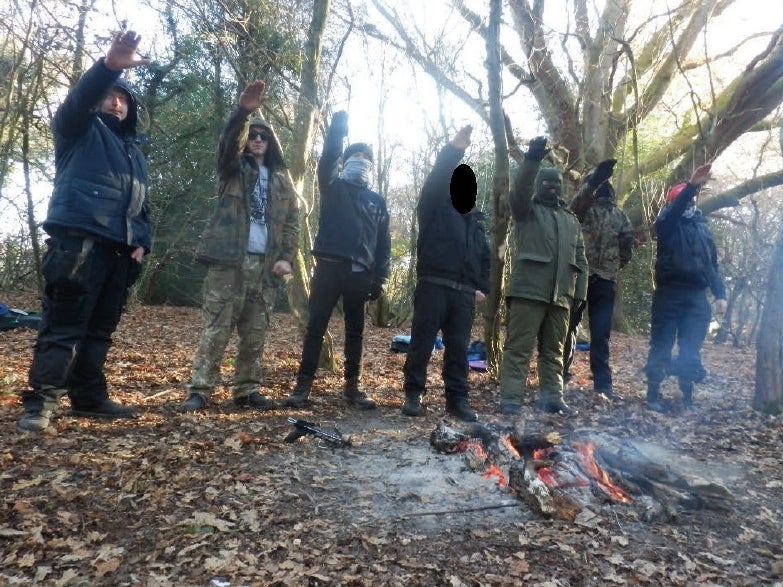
284, 375, 314, 408
70, 399, 137, 419
343, 377, 376, 409
537, 399, 578, 416
402, 393, 425, 416
679, 380, 694, 409
646, 383, 666, 413
235, 391, 277, 410
181, 393, 207, 413
445, 398, 477, 422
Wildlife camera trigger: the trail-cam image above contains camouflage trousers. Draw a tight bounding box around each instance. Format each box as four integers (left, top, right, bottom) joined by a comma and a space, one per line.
499, 298, 569, 404
188, 254, 272, 400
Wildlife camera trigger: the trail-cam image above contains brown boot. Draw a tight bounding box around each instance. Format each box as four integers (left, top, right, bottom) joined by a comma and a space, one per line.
343, 376, 376, 409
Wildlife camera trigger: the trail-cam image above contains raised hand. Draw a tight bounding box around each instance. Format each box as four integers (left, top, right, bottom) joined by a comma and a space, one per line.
104, 30, 150, 71
526, 136, 550, 162
450, 125, 473, 150
239, 80, 266, 112
689, 163, 712, 187
589, 158, 617, 187
331, 110, 349, 139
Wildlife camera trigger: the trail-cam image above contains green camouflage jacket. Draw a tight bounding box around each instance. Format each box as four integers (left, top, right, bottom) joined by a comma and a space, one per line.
570, 182, 633, 281
196, 108, 299, 289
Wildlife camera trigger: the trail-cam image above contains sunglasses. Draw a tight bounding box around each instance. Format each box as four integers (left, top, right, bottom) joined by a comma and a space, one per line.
248, 130, 271, 142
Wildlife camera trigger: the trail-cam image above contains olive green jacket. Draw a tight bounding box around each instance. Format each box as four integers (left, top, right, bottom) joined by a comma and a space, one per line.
506, 159, 588, 308
196, 108, 299, 289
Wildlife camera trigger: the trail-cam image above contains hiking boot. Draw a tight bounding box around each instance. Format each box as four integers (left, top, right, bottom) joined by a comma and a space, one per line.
499, 402, 522, 416
595, 388, 620, 402
679, 380, 694, 409
646, 383, 665, 413
70, 399, 137, 419
181, 393, 206, 413
235, 391, 277, 410
402, 394, 425, 417
17, 388, 62, 433
284, 375, 313, 408
445, 398, 477, 422
537, 399, 578, 416
343, 377, 376, 409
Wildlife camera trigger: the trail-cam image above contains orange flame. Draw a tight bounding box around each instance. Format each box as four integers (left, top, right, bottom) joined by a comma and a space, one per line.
482, 463, 508, 487
574, 441, 632, 503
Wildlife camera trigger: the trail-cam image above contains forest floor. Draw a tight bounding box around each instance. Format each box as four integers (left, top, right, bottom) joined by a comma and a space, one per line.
1, 289, 783, 586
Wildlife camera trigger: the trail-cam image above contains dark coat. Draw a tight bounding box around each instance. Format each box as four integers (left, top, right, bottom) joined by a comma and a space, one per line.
654, 183, 726, 298
415, 144, 490, 293
44, 58, 151, 251
311, 118, 391, 282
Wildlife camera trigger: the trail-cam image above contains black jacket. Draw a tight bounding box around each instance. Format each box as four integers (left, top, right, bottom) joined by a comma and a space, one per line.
415, 144, 490, 293
312, 117, 390, 281
654, 182, 726, 298
44, 58, 151, 251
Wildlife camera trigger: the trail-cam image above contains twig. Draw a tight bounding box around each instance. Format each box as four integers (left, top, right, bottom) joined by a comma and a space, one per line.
401, 502, 519, 517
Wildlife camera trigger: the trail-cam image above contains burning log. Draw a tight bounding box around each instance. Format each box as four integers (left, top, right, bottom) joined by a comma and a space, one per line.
430, 423, 734, 522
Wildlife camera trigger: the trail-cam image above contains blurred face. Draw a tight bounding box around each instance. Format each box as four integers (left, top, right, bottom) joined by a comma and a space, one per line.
100, 88, 129, 121
347, 151, 371, 162
246, 126, 269, 159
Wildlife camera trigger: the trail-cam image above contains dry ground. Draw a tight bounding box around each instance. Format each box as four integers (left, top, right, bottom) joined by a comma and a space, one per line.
1, 290, 783, 586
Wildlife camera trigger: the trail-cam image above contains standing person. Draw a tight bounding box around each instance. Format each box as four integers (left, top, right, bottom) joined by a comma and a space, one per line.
283, 110, 391, 409
568, 159, 634, 400
401, 125, 490, 422
498, 137, 588, 416
645, 163, 727, 412
181, 80, 299, 413
17, 31, 152, 432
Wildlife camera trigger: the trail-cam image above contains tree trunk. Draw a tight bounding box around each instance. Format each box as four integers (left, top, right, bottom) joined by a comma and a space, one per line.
483, 0, 510, 376
753, 225, 783, 414
286, 0, 336, 372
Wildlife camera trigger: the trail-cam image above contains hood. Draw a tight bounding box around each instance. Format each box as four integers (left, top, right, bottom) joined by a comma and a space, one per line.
247, 115, 288, 170
533, 166, 563, 207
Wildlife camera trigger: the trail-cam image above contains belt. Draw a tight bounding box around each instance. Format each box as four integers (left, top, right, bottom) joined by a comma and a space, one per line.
419, 275, 476, 293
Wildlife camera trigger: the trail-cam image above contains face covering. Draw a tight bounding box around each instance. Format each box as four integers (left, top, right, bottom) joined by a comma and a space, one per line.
340, 156, 372, 187
533, 167, 563, 206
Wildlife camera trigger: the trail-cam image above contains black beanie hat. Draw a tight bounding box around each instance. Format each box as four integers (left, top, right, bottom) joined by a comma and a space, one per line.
343, 142, 373, 163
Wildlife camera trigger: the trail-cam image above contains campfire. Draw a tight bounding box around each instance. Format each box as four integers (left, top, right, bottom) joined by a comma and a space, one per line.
431, 423, 732, 522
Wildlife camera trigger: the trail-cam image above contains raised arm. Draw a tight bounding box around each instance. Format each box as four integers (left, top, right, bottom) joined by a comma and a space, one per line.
418, 125, 472, 223
317, 110, 349, 190
216, 80, 265, 179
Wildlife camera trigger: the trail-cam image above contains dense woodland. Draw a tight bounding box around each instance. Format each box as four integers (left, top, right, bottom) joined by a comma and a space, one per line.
2, 2, 783, 584
1, 2, 783, 390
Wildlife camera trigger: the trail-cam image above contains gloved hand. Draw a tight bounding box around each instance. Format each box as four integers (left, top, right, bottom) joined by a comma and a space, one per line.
367, 279, 384, 301
588, 158, 617, 187
525, 136, 550, 162
331, 110, 349, 139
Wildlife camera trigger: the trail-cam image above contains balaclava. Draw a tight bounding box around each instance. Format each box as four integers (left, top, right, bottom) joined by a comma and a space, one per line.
533, 166, 563, 207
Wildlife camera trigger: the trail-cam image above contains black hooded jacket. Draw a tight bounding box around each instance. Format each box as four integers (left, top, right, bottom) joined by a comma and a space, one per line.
654, 182, 726, 298
44, 58, 152, 251
415, 144, 490, 293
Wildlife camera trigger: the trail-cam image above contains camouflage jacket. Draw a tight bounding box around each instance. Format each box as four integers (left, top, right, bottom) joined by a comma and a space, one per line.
570, 182, 634, 282
196, 108, 299, 289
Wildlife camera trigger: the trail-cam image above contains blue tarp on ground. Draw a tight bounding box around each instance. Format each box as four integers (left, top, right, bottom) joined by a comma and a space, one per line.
0, 302, 41, 331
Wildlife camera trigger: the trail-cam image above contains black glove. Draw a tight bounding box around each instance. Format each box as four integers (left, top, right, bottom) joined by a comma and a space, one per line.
331, 110, 349, 139
367, 279, 384, 301
525, 136, 550, 162
588, 158, 617, 187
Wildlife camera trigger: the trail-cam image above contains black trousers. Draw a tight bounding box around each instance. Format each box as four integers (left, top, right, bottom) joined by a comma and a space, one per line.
403, 281, 475, 400
586, 276, 616, 391
645, 284, 711, 387
297, 258, 372, 380
25, 234, 140, 410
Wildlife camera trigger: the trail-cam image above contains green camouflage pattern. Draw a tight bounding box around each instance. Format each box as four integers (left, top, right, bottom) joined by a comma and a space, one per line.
570, 183, 634, 281
188, 255, 273, 399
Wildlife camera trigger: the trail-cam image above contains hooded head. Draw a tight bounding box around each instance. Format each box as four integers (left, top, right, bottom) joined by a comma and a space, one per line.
343, 142, 373, 163
97, 78, 139, 137
245, 115, 287, 170
533, 166, 563, 206
595, 181, 615, 200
